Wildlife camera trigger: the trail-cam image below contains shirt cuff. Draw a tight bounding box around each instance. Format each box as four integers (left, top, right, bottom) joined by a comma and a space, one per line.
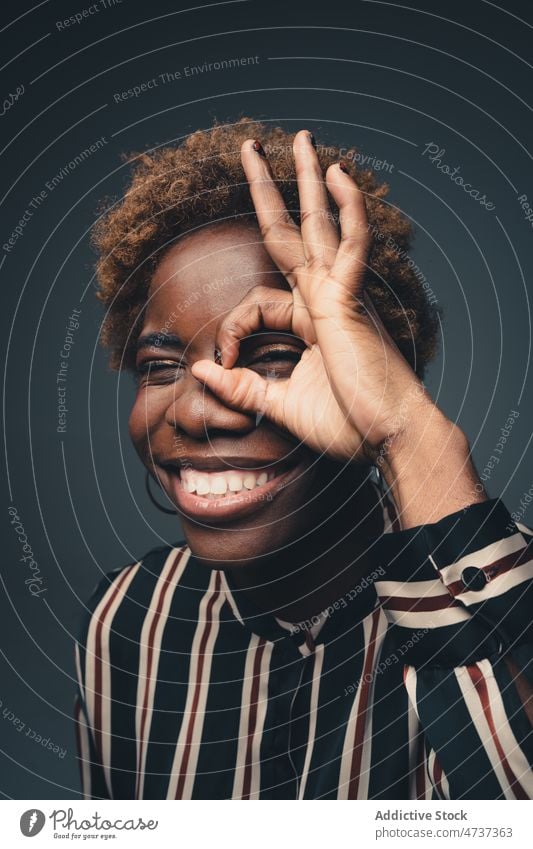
373, 498, 533, 666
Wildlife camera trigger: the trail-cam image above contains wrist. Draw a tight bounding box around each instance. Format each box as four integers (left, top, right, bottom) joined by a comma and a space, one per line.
377, 406, 487, 529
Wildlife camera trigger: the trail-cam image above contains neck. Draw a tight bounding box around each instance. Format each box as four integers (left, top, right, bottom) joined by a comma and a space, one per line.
228, 470, 383, 623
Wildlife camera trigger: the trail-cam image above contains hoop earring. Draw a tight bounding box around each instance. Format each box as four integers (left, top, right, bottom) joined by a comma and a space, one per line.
371, 464, 387, 497
145, 471, 176, 514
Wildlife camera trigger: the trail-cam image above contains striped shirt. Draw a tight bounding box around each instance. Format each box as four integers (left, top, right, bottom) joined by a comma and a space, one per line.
75, 492, 533, 799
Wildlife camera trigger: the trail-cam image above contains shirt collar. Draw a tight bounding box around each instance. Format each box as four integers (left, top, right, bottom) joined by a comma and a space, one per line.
219, 568, 302, 646
214, 471, 399, 648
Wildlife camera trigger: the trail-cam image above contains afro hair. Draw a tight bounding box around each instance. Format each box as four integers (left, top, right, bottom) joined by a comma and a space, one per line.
93, 117, 439, 375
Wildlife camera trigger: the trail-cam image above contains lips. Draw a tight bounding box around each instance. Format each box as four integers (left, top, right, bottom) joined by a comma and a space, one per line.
156, 457, 307, 523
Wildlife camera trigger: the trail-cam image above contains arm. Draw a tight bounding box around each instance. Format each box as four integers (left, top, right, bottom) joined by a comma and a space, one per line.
378, 406, 488, 528
374, 497, 533, 799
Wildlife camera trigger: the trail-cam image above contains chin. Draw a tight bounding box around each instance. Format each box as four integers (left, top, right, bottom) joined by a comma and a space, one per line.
179, 508, 310, 571
151, 454, 323, 569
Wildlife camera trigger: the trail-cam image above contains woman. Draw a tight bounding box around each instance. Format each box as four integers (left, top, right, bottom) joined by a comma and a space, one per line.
75, 118, 532, 800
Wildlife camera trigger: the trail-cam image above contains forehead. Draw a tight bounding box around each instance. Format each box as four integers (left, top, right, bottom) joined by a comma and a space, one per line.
144, 222, 289, 337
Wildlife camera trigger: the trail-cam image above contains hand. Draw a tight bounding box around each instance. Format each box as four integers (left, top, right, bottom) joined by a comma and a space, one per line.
192, 130, 431, 463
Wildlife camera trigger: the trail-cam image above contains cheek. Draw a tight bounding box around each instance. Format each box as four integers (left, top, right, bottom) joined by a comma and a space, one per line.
128, 390, 165, 454
128, 398, 147, 455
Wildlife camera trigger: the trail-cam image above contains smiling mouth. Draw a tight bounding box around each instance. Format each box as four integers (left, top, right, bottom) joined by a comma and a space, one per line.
158, 457, 306, 522
178, 461, 291, 498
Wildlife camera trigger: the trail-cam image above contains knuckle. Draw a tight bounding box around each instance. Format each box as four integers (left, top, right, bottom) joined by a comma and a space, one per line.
262, 298, 284, 314
300, 208, 330, 227
259, 209, 295, 241
339, 233, 364, 251
242, 376, 262, 410
307, 256, 329, 272
222, 318, 243, 339
248, 284, 272, 300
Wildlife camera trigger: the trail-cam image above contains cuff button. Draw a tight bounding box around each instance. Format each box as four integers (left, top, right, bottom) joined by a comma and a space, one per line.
461, 566, 488, 591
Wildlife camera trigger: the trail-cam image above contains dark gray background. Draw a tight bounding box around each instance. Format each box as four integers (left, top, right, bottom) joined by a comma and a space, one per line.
1, 0, 532, 799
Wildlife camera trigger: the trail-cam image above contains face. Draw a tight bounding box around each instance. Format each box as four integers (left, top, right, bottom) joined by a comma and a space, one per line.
129, 221, 346, 569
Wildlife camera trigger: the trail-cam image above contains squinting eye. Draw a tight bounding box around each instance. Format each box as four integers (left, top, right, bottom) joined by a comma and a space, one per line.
136, 360, 185, 385
254, 351, 301, 364
247, 348, 302, 375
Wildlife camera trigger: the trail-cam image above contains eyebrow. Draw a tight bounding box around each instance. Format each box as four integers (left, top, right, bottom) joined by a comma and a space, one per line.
136, 332, 184, 351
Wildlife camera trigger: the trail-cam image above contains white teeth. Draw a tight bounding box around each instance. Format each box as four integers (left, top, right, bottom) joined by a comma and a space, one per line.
180, 465, 282, 496
228, 472, 243, 492
196, 474, 210, 496
211, 475, 227, 495
243, 473, 256, 490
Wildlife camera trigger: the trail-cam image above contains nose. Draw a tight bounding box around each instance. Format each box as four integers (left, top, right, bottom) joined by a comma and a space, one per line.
164, 373, 256, 440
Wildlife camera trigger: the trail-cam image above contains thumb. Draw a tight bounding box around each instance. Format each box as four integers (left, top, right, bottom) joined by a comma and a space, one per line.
191, 360, 287, 427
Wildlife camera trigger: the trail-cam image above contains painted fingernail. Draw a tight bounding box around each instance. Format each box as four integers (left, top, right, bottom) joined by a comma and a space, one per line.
339, 161, 349, 173
214, 348, 222, 365
252, 140, 266, 158
307, 132, 317, 149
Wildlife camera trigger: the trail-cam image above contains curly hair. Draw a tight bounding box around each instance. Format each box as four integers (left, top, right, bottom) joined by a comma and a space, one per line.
93, 117, 440, 375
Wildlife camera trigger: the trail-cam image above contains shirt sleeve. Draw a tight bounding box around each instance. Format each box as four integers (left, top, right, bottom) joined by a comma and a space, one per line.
373, 497, 533, 800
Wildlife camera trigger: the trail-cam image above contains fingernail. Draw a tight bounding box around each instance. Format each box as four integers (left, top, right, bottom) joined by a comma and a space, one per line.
339, 161, 349, 173
252, 140, 266, 158
307, 132, 317, 149
214, 348, 222, 365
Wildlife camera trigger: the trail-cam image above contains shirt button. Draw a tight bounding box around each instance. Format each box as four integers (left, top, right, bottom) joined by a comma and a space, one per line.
461, 566, 488, 591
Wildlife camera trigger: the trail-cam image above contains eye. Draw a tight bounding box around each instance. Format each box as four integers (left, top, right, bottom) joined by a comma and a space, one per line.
135, 359, 185, 386
245, 346, 303, 377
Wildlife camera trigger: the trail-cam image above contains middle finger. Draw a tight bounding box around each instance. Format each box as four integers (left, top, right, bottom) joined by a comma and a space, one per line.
292, 129, 339, 267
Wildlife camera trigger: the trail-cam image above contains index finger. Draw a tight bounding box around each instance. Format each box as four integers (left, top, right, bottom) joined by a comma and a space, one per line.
241, 139, 306, 285
216, 285, 295, 368
215, 285, 315, 368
